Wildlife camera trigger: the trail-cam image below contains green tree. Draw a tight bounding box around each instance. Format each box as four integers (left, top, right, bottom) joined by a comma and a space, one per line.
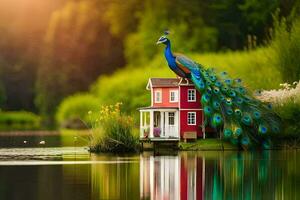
0, 0, 65, 112
36, 0, 124, 125
105, 0, 293, 55
122, 0, 217, 64
271, 14, 300, 83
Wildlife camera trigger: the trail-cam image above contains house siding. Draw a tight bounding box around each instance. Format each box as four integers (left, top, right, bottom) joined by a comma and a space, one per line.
152, 87, 179, 108
179, 86, 202, 109
180, 110, 203, 137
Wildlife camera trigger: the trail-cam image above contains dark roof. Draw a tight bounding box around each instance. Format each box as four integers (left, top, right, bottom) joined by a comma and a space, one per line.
146, 78, 195, 90
150, 78, 180, 87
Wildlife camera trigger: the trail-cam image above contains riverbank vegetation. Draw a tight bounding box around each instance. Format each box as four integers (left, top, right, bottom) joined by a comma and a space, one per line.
89, 103, 139, 153
0, 111, 41, 131
257, 81, 300, 147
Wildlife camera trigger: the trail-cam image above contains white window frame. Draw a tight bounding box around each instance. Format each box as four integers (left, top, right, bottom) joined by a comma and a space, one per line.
154, 90, 162, 103
169, 90, 178, 102
187, 89, 196, 102
187, 112, 196, 125
168, 112, 175, 125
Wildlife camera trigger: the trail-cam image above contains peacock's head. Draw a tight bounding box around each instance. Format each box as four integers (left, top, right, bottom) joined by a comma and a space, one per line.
156, 35, 169, 45
156, 30, 170, 45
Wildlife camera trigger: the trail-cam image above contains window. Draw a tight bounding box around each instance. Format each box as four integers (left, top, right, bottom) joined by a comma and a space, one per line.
169, 112, 175, 125
187, 112, 196, 125
169, 90, 178, 102
155, 90, 162, 103
188, 89, 196, 102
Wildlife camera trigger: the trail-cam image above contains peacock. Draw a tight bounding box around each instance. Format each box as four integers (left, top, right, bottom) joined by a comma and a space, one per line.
156, 31, 280, 149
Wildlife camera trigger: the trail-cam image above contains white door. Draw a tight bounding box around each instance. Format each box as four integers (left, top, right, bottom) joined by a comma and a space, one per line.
164, 112, 178, 138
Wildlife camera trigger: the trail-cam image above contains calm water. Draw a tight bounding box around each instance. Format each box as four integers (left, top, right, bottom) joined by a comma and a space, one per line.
0, 134, 299, 200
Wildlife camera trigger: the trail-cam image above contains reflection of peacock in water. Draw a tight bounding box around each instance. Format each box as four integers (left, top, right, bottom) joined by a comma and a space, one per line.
156, 32, 280, 149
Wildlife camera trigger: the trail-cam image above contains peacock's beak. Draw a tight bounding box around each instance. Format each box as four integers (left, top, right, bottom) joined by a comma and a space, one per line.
156, 36, 167, 44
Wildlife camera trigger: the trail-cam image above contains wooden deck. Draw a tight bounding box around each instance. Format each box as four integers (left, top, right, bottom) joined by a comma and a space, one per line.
140, 137, 180, 152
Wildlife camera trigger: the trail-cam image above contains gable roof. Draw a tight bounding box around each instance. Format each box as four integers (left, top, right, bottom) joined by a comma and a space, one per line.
146, 78, 193, 90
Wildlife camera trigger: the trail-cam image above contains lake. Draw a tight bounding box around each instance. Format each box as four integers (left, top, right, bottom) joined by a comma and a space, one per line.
0, 133, 299, 200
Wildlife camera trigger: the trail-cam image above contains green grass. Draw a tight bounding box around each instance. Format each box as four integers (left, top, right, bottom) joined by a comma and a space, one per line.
179, 139, 239, 151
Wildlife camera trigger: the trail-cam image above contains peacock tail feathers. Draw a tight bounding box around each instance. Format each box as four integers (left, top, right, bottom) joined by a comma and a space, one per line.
176, 55, 281, 148
157, 34, 281, 149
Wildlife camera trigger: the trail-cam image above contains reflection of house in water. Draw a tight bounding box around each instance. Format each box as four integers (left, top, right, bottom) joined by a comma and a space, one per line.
140, 153, 205, 200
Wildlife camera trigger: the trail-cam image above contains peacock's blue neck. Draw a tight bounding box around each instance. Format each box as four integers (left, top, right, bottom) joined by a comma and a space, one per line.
164, 41, 177, 69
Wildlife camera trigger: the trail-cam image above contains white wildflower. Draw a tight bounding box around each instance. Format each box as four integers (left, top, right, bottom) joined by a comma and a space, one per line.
256, 80, 300, 104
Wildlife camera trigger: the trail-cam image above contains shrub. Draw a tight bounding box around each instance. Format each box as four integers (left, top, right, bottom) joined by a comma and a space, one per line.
89, 103, 139, 153
56, 93, 100, 129
0, 111, 41, 131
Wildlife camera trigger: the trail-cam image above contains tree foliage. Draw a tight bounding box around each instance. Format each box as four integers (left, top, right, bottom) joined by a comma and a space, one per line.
104, 0, 288, 62
56, 93, 99, 128
271, 13, 300, 83
35, 0, 124, 124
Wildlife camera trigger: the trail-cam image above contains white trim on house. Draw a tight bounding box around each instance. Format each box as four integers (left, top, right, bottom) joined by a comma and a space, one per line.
151, 87, 154, 106
169, 89, 178, 102
187, 89, 197, 102
178, 78, 193, 86
139, 108, 179, 112
147, 78, 154, 106
146, 78, 152, 90
154, 89, 162, 103
187, 112, 197, 125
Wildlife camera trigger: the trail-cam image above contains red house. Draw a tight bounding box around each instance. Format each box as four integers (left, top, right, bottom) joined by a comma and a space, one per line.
139, 78, 206, 141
